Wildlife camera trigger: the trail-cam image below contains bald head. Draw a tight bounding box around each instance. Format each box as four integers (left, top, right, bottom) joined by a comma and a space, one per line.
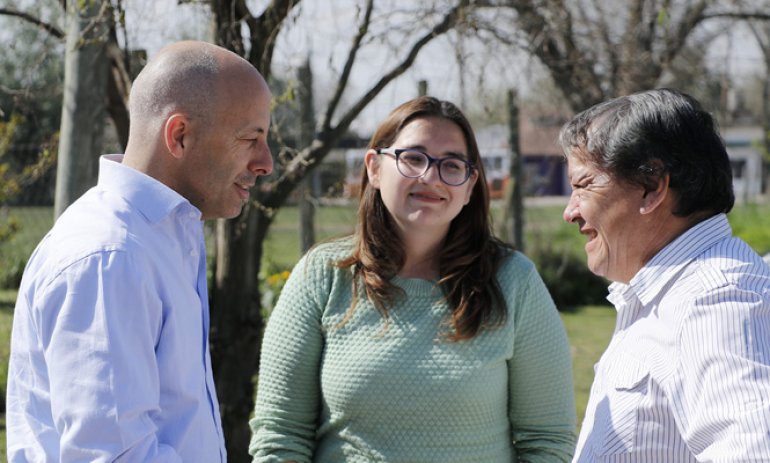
123, 41, 270, 177
121, 41, 273, 218
129, 41, 262, 130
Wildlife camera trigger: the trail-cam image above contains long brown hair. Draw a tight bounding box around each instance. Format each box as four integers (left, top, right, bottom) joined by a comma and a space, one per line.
336, 96, 510, 341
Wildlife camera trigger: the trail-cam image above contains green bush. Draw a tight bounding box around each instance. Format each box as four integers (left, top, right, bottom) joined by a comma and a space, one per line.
730, 202, 770, 255
0, 255, 26, 290
530, 244, 609, 311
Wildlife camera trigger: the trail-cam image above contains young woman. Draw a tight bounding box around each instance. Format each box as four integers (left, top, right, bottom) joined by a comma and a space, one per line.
249, 96, 576, 462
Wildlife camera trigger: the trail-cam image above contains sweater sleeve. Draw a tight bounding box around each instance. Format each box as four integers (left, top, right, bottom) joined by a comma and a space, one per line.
507, 261, 577, 462
249, 252, 328, 463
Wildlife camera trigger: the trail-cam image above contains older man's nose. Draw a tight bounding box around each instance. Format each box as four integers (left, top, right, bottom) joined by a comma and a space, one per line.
563, 195, 579, 223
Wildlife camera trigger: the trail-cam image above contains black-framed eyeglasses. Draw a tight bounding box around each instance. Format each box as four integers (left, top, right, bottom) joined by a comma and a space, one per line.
376, 148, 475, 186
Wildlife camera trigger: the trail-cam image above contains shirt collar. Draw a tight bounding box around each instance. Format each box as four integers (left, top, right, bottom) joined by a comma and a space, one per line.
98, 154, 202, 223
613, 213, 731, 306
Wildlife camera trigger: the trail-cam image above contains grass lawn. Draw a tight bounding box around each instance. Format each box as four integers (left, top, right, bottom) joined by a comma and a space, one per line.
560, 306, 616, 429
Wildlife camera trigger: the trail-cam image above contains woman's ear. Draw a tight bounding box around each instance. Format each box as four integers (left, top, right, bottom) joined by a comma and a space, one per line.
364, 149, 381, 188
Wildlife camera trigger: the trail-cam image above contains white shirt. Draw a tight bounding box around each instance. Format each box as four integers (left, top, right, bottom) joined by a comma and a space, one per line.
574, 214, 770, 462
7, 155, 226, 462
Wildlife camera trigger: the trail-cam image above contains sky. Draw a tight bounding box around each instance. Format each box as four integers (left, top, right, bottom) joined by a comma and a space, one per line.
2, 0, 766, 135
120, 0, 541, 134
118, 0, 767, 134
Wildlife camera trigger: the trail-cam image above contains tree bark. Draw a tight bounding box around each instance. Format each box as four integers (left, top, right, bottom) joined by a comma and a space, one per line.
210, 206, 270, 462
54, 0, 110, 218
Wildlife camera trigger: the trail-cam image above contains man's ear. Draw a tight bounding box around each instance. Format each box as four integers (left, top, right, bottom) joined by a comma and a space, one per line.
640, 172, 670, 215
163, 113, 189, 159
364, 149, 380, 188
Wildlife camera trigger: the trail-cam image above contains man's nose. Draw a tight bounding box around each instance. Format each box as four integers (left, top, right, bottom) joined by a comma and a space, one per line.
250, 143, 273, 176
563, 194, 579, 223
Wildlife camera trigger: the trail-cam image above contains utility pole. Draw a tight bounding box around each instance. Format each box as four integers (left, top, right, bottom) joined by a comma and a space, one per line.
298, 58, 316, 253
505, 89, 524, 251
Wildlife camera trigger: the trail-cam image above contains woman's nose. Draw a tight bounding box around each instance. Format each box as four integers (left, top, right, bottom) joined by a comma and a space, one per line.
419, 162, 442, 183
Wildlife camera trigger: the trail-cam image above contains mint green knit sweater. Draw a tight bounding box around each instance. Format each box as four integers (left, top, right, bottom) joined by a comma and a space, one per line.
250, 240, 576, 462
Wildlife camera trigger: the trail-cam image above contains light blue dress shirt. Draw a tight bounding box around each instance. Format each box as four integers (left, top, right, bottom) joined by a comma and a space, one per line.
574, 214, 770, 462
7, 155, 226, 462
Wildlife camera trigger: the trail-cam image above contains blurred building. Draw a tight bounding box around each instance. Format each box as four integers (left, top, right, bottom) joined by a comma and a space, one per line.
722, 126, 765, 203
340, 118, 767, 202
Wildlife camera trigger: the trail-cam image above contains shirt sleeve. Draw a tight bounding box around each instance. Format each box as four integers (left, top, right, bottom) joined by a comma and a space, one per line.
507, 265, 577, 462
249, 253, 325, 463
676, 282, 770, 460
35, 250, 181, 462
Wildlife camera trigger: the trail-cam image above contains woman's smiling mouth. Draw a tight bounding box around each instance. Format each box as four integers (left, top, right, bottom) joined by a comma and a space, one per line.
410, 191, 444, 202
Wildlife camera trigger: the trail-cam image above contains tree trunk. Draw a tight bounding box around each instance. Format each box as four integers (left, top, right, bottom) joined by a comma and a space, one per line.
54, 0, 110, 218
210, 204, 272, 463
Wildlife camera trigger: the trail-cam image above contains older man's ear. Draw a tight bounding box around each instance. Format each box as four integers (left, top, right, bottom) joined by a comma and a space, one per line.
639, 171, 671, 215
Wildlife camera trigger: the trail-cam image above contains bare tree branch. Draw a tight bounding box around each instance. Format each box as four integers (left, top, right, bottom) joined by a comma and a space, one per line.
749, 21, 770, 59
585, 0, 618, 86
232, 0, 258, 59
250, 0, 299, 79
0, 7, 65, 39
105, 40, 131, 148
703, 11, 770, 21
660, 0, 709, 68
321, 0, 374, 132
211, 0, 248, 57
507, 0, 604, 109
265, 0, 472, 208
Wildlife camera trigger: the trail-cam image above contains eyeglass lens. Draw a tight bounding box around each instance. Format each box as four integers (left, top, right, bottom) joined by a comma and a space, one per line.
397, 150, 469, 185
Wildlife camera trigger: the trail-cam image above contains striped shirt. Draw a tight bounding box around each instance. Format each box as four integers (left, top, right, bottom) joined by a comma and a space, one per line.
573, 214, 770, 462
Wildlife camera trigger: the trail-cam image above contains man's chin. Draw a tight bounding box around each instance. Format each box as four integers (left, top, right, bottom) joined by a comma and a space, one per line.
586, 259, 606, 279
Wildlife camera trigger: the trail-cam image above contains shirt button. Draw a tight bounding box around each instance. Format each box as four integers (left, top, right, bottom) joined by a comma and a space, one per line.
189, 211, 198, 219
189, 249, 197, 257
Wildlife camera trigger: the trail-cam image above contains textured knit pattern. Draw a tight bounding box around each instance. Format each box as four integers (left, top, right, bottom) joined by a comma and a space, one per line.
250, 239, 576, 462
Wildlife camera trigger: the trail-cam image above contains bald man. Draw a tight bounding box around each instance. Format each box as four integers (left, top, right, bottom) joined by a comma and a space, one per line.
7, 41, 273, 462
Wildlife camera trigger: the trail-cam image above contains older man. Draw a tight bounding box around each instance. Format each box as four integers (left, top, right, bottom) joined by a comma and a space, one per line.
7, 41, 273, 461
561, 88, 770, 462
